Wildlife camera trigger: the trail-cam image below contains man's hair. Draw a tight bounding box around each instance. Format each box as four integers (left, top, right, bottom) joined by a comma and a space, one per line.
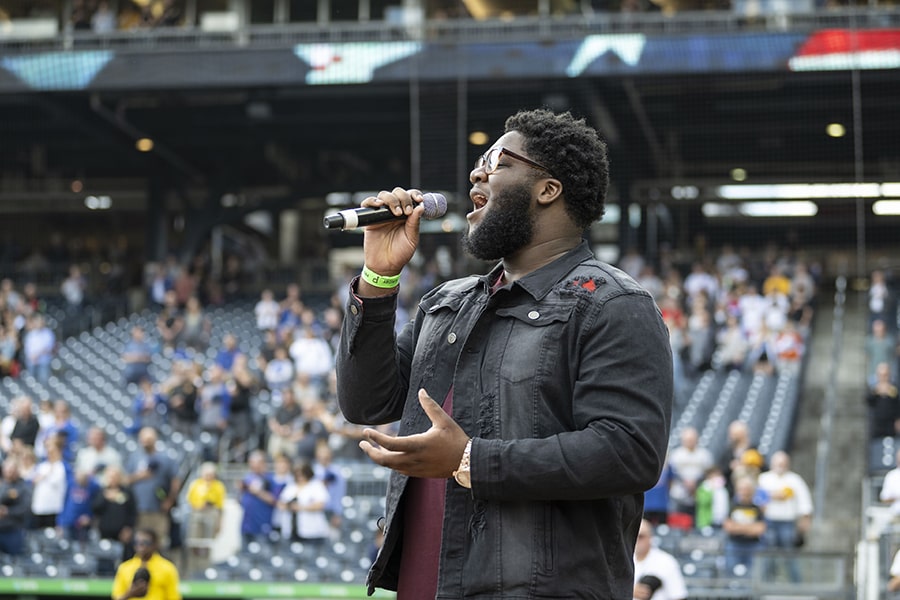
504, 108, 609, 229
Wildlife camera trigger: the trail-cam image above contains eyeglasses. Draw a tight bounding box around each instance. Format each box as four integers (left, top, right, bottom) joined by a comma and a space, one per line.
474, 146, 553, 177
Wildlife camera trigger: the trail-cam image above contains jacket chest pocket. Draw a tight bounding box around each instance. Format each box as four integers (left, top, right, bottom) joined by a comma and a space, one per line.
493, 303, 574, 384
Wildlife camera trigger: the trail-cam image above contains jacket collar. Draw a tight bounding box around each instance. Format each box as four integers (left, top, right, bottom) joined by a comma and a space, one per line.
481, 240, 594, 301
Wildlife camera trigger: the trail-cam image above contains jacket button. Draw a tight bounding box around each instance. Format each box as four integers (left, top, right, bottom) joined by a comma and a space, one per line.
447, 332, 457, 344
350, 305, 359, 315
528, 311, 540, 320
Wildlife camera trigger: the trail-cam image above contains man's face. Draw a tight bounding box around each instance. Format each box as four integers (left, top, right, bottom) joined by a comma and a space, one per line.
133, 533, 155, 560
462, 177, 535, 261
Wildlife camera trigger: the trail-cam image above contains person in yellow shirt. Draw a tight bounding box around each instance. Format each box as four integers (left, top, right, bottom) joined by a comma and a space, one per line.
111, 528, 181, 600
184, 461, 226, 573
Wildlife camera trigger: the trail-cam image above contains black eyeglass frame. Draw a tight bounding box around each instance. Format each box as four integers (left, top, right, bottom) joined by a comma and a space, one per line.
475, 146, 554, 177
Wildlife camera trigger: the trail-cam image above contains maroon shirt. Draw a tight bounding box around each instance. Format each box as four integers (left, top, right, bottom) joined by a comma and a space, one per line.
396, 390, 453, 599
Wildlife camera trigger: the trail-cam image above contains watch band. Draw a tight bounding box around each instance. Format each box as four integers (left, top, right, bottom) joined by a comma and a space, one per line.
453, 438, 473, 488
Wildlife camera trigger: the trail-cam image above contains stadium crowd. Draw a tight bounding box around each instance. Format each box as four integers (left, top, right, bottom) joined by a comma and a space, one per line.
0, 239, 819, 581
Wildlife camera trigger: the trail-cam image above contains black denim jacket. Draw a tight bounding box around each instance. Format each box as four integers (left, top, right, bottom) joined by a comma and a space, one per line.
337, 241, 673, 599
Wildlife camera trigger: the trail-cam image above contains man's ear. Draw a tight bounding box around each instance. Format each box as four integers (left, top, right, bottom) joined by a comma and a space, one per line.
536, 178, 563, 206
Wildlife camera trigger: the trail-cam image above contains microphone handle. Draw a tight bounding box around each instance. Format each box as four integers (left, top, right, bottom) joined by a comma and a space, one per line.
323, 206, 401, 230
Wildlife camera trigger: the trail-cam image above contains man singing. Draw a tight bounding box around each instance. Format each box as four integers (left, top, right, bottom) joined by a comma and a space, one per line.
336, 108, 673, 598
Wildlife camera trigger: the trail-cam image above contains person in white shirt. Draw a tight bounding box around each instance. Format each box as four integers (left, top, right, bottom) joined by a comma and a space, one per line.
633, 519, 688, 600
75, 426, 123, 477
669, 427, 714, 517
288, 326, 334, 389
254, 289, 281, 332
31, 435, 68, 528
880, 449, 900, 516
276, 461, 330, 545
757, 450, 813, 582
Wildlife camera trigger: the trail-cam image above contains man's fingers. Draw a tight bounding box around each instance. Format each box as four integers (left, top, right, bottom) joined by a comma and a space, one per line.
418, 388, 449, 426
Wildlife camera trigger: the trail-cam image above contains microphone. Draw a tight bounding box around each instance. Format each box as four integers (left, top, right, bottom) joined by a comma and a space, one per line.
323, 192, 447, 230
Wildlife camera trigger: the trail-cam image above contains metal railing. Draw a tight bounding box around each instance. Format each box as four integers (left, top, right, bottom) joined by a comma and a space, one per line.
1, 7, 899, 54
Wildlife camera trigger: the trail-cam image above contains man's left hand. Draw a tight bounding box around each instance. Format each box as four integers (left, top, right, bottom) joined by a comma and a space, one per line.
359, 389, 470, 479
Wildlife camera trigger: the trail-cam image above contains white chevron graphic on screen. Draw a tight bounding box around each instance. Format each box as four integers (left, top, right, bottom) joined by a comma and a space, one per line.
295, 42, 422, 85
566, 35, 646, 77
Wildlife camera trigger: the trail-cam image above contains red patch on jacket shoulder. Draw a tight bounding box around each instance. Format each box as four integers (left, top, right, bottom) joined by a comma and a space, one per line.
569, 276, 600, 292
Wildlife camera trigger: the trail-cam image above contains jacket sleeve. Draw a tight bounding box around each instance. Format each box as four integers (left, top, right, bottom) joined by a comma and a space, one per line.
335, 279, 414, 426
473, 291, 673, 501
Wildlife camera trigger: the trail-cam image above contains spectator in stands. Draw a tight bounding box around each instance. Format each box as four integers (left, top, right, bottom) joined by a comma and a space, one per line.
0, 458, 32, 556
196, 364, 231, 461
76, 426, 123, 478
263, 345, 294, 393
724, 420, 753, 486
880, 449, 900, 517
214, 332, 241, 371
238, 449, 277, 547
289, 324, 334, 392
91, 465, 138, 562
184, 462, 226, 571
228, 353, 260, 462
132, 376, 167, 435
121, 326, 154, 387
757, 450, 812, 582
695, 465, 730, 529
790, 262, 816, 311
111, 528, 181, 600
127, 427, 180, 547
312, 440, 346, 534
0, 322, 19, 377
31, 433, 68, 529
762, 264, 791, 298
669, 426, 714, 520
22, 312, 55, 384
58, 468, 100, 543
180, 296, 211, 353
44, 399, 80, 464
160, 359, 199, 437
156, 290, 184, 352
888, 547, 900, 594
869, 269, 893, 331
685, 299, 716, 373
0, 458, 31, 555
867, 362, 900, 439
643, 457, 673, 526
266, 387, 303, 459
723, 475, 767, 575
865, 319, 897, 386
295, 397, 333, 463
633, 518, 688, 600
91, 1, 116, 33
8, 395, 39, 455
716, 314, 750, 371
684, 261, 718, 303
147, 263, 173, 308
256, 329, 281, 371
254, 289, 281, 332
276, 460, 330, 547
269, 453, 294, 543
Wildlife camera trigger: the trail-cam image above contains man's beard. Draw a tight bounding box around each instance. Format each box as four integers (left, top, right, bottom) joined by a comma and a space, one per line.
461, 182, 535, 261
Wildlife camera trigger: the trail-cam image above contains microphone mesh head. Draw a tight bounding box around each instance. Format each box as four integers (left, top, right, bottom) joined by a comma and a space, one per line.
421, 193, 448, 219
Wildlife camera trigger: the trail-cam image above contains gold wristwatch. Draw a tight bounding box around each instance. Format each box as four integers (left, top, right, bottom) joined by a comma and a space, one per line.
453, 439, 473, 488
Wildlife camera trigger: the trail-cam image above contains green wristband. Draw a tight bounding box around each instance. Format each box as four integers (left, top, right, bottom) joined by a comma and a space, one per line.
361, 266, 401, 289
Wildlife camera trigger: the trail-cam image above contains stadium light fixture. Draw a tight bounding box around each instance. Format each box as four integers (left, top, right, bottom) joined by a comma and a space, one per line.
873, 200, 900, 216
703, 201, 818, 218
135, 138, 154, 152
716, 183, 882, 200
826, 123, 846, 138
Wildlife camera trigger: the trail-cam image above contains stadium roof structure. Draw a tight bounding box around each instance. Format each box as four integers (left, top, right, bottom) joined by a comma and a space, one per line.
0, 11, 898, 244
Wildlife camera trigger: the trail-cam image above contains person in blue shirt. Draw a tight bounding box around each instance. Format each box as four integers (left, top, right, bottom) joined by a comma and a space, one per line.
58, 469, 101, 543
239, 450, 277, 547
